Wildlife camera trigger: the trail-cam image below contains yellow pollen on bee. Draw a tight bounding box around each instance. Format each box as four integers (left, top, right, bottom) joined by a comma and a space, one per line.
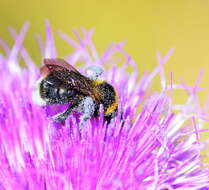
93, 80, 105, 85
105, 101, 118, 115
93, 79, 118, 115
105, 91, 118, 116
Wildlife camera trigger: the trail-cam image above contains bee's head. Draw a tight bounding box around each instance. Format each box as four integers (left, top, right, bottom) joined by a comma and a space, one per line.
32, 74, 73, 106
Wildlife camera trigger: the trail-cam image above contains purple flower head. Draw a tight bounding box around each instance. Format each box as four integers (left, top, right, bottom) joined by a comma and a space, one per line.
0, 21, 209, 190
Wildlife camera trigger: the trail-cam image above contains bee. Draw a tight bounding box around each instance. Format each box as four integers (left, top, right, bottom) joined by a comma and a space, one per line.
32, 58, 118, 129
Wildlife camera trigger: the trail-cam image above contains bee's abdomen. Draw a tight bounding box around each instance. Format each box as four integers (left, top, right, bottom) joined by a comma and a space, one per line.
97, 81, 118, 116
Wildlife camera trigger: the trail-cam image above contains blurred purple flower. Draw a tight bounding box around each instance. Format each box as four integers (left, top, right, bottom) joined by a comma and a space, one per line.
0, 21, 209, 190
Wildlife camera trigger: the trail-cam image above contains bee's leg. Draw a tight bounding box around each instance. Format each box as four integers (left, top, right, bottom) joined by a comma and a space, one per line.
52, 104, 77, 122
78, 96, 95, 130
86, 65, 104, 80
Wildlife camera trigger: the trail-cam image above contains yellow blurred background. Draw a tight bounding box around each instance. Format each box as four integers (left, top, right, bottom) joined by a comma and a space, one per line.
1, 0, 209, 106
1, 0, 209, 161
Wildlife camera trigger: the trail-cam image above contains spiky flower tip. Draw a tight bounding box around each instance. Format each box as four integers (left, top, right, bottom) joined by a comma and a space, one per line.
0, 21, 209, 190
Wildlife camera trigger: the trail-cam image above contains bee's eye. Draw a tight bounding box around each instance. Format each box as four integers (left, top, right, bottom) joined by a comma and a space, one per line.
47, 87, 59, 98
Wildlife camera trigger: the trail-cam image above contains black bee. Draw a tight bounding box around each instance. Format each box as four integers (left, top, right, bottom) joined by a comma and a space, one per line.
32, 58, 118, 129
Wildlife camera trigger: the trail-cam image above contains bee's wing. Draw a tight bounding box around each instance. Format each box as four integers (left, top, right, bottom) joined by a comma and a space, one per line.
71, 73, 101, 101
40, 58, 100, 102
40, 58, 79, 77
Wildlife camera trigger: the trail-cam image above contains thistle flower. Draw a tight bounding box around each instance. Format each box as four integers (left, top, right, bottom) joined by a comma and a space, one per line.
0, 21, 209, 190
